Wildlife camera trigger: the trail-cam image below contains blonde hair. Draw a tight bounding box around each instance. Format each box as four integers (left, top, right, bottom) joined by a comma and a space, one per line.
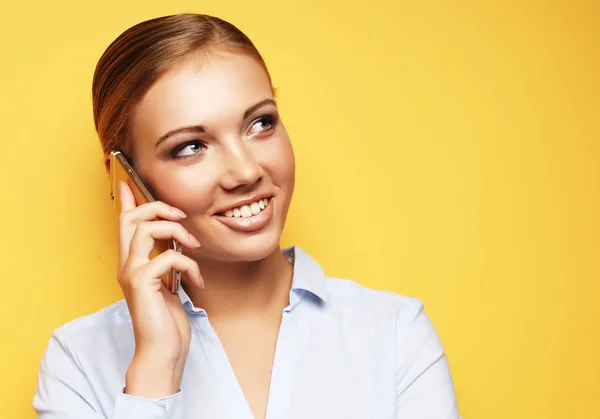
92, 13, 273, 158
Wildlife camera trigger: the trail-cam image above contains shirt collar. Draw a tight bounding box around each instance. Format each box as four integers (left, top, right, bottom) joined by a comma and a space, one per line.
178, 245, 328, 311
283, 246, 329, 303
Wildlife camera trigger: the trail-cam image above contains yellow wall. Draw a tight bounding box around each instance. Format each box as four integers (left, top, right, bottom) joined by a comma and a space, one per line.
1, 1, 598, 417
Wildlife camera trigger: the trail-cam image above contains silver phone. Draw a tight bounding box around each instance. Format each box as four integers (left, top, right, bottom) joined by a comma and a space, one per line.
109, 150, 182, 293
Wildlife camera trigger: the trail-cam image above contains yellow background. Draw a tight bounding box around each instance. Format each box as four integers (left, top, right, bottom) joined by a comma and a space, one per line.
1, 0, 598, 418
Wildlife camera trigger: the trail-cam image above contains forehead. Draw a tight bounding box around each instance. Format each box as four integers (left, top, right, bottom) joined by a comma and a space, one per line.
131, 52, 273, 140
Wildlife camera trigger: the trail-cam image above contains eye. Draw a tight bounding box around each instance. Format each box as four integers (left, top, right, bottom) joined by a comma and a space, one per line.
171, 141, 206, 159
248, 115, 276, 137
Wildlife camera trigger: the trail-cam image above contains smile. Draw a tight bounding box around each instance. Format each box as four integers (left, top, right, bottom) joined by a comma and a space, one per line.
221, 198, 270, 218
214, 197, 274, 233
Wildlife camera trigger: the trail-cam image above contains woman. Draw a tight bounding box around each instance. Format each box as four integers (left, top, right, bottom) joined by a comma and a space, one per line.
34, 13, 460, 419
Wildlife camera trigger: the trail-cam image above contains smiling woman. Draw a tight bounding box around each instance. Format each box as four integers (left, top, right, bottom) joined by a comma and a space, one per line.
122, 50, 294, 263
33, 13, 460, 419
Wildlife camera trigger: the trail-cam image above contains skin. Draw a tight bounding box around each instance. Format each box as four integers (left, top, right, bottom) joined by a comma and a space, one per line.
103, 52, 296, 417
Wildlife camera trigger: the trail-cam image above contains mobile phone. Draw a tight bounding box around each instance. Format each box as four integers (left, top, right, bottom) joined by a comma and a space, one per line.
109, 151, 182, 294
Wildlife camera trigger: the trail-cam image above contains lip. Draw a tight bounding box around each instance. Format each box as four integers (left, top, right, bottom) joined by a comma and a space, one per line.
213, 198, 274, 232
213, 192, 274, 215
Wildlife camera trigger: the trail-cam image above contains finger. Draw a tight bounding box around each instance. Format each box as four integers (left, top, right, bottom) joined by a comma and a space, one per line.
128, 220, 201, 264
120, 201, 187, 227
119, 181, 137, 213
118, 201, 188, 266
118, 181, 138, 266
134, 250, 204, 289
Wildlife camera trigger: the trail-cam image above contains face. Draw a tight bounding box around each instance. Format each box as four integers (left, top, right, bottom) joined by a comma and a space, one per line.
123, 52, 295, 263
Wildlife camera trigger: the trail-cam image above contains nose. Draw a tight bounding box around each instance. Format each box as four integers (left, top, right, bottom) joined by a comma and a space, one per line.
219, 140, 264, 191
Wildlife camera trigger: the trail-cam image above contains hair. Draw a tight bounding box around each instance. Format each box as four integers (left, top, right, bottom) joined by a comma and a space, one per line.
92, 13, 273, 159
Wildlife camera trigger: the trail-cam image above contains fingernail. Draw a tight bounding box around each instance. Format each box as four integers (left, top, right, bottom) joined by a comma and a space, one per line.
188, 233, 201, 247
170, 207, 187, 218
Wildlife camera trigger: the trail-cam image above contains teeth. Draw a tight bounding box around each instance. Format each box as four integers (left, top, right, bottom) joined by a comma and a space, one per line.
240, 205, 252, 217
223, 198, 270, 218
250, 202, 260, 215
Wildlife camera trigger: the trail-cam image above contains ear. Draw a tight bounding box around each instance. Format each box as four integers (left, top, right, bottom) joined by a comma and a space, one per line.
104, 154, 111, 177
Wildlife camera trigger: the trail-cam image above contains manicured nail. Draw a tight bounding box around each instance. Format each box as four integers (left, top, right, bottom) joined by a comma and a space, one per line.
170, 207, 187, 218
188, 233, 201, 247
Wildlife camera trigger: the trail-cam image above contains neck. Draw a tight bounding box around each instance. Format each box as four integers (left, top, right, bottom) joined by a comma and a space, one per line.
182, 247, 293, 319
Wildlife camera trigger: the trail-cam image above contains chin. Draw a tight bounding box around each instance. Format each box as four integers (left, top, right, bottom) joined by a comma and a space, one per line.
200, 226, 283, 263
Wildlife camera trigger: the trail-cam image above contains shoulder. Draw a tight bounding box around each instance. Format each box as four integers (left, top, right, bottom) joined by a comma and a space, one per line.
318, 276, 434, 343
323, 275, 425, 319
319, 277, 445, 370
36, 300, 135, 413
291, 246, 426, 328
54, 299, 131, 337
323, 276, 445, 364
47, 299, 133, 357
322, 276, 442, 348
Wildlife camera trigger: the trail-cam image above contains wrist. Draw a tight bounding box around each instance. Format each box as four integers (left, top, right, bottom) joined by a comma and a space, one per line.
125, 355, 185, 399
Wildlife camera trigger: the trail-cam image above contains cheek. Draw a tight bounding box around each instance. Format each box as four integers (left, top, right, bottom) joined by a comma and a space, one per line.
147, 166, 215, 213
145, 136, 295, 213
261, 137, 296, 188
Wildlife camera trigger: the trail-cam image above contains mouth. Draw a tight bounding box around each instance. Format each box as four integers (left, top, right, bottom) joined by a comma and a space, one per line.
213, 197, 274, 233
216, 197, 272, 218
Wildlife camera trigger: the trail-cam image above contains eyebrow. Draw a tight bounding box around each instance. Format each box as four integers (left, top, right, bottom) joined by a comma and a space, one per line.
155, 98, 277, 148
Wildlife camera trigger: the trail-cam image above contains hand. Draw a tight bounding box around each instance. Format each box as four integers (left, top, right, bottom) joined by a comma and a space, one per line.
116, 181, 203, 398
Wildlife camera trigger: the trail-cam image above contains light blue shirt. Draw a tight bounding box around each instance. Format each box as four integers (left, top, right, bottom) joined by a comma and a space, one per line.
34, 246, 460, 418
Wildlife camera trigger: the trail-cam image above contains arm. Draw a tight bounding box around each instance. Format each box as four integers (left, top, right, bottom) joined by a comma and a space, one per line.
32, 182, 204, 418
395, 301, 461, 418
33, 331, 184, 419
